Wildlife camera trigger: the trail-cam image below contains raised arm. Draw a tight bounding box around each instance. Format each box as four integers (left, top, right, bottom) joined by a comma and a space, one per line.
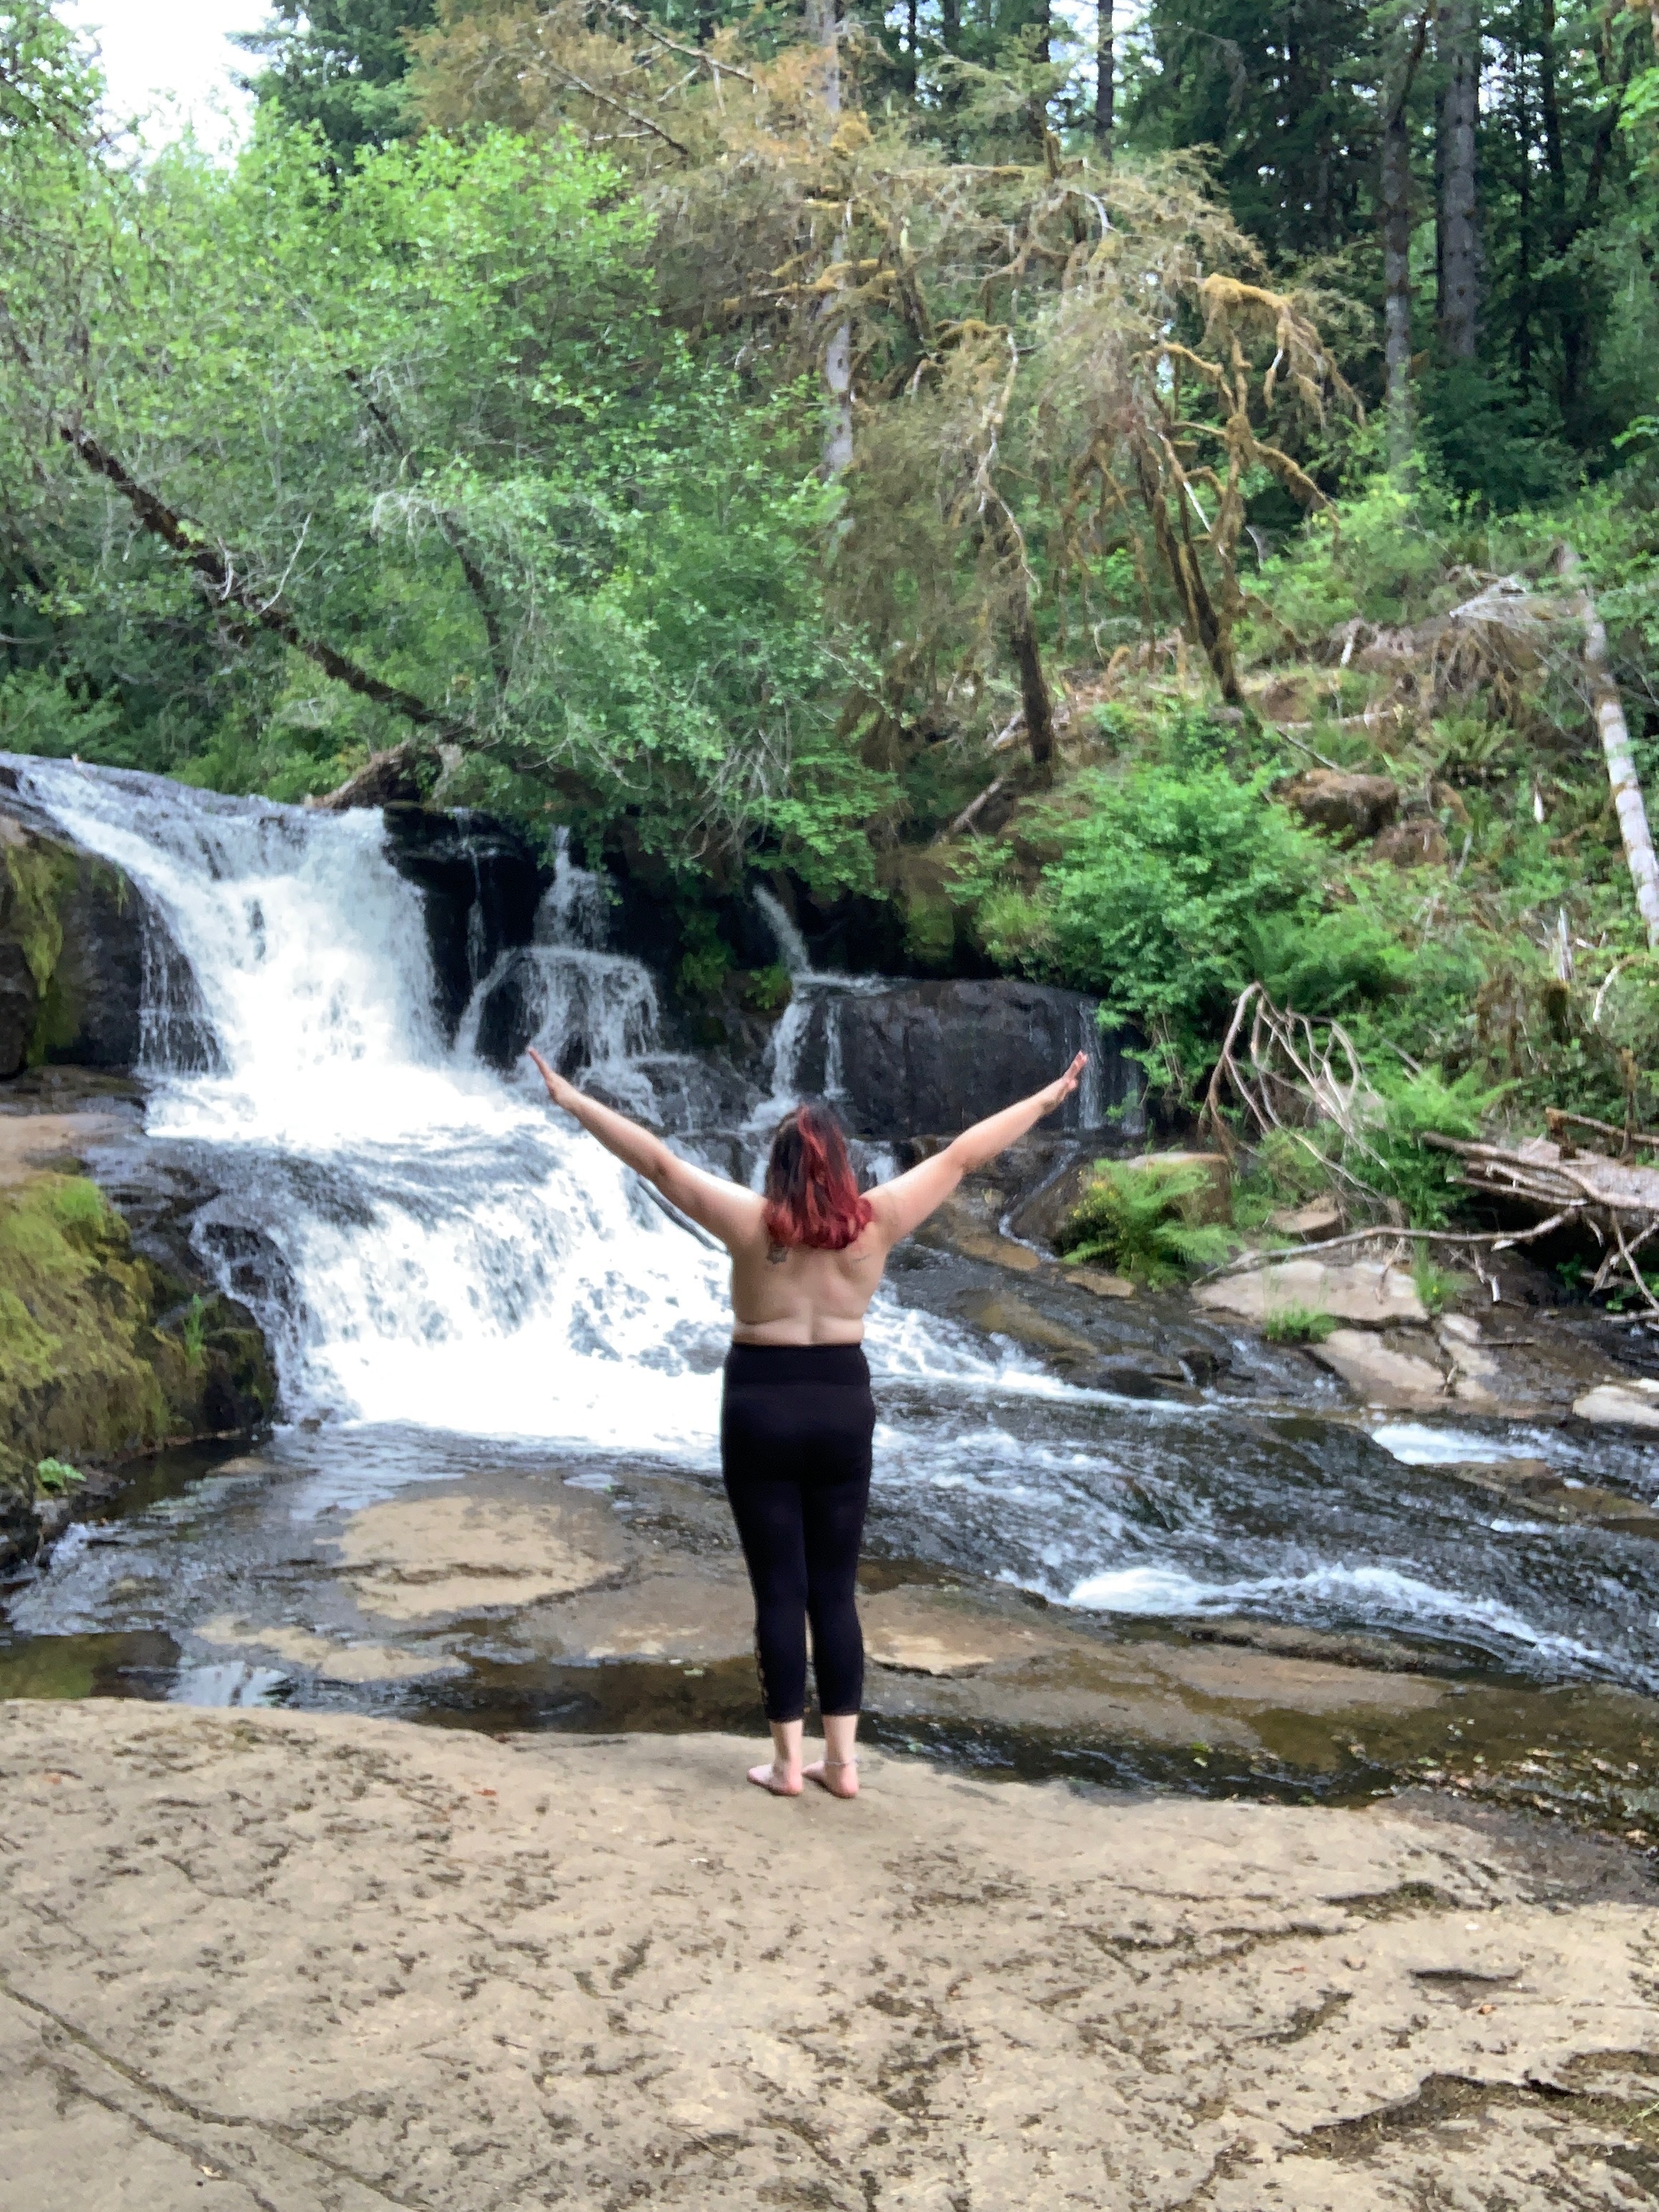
867, 1052, 1087, 1249
527, 1049, 763, 1250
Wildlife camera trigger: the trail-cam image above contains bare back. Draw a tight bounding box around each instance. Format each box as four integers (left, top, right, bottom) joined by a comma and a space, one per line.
726, 1211, 888, 1345
648, 1163, 986, 1347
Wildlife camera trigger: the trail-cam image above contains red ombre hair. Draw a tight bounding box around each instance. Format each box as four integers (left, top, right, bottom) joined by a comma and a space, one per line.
762, 1100, 875, 1251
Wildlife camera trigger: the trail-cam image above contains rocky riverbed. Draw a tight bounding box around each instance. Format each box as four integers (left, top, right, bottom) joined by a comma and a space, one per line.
6, 1091, 1659, 1855
4, 1699, 1656, 2211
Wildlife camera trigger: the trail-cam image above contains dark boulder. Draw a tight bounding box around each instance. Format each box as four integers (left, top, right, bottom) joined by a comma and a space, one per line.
830, 980, 1143, 1140
379, 806, 544, 1043
0, 808, 148, 1076
1280, 769, 1400, 844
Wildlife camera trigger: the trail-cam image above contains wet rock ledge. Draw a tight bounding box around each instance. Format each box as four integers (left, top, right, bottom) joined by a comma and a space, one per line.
0, 1088, 274, 1574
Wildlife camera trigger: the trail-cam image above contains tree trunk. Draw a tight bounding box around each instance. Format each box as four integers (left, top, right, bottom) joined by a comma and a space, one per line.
1436, 0, 1481, 361
807, 0, 853, 477
940, 0, 959, 55
1382, 115, 1413, 456
1564, 549, 1659, 949
1382, 7, 1430, 462
1094, 0, 1113, 150
1007, 592, 1056, 778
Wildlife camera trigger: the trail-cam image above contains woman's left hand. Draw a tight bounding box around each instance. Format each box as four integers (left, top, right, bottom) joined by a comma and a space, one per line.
527, 1047, 577, 1112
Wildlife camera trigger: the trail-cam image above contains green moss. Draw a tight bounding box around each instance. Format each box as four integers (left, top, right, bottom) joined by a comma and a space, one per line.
1, 837, 72, 993
0, 1172, 276, 1486
0, 1173, 171, 1481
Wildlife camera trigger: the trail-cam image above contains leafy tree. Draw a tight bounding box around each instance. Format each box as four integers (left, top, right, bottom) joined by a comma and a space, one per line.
235, 0, 436, 155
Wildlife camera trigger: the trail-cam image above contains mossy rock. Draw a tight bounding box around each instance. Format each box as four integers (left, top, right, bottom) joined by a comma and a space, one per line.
0, 1174, 276, 1505
0, 811, 144, 1077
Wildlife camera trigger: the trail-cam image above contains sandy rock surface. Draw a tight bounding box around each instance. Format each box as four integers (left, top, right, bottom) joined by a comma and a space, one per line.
333, 1491, 627, 1621
1196, 1259, 1428, 1328
0, 1105, 129, 1185
1311, 1327, 1451, 1409
1575, 1380, 1659, 1430
4, 1701, 1656, 2211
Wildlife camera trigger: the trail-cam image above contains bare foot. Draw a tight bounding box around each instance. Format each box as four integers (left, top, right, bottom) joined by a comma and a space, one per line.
804, 1758, 858, 1799
748, 1761, 802, 1796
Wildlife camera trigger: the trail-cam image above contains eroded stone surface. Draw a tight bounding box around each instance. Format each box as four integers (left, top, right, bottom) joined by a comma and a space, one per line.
195, 1613, 467, 1683
520, 1564, 756, 1662
1196, 1258, 1428, 1327
1575, 1380, 1659, 1430
1311, 1327, 1450, 1408
860, 1584, 1074, 1675
334, 1490, 627, 1620
0, 1107, 129, 1186
1, 1701, 1653, 2212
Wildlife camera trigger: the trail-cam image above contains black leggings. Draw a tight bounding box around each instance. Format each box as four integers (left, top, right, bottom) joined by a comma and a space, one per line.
721, 1341, 875, 1723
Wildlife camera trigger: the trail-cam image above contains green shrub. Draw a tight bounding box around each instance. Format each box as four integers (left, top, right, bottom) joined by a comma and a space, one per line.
1411, 1258, 1465, 1314
1365, 1065, 1509, 1226
1261, 1304, 1339, 1344
34, 1457, 85, 1494
981, 760, 1331, 1090
1056, 1160, 1241, 1288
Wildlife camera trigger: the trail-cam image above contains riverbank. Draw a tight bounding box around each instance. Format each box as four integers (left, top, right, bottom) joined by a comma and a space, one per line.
0, 1089, 275, 1572
4, 1700, 1655, 2211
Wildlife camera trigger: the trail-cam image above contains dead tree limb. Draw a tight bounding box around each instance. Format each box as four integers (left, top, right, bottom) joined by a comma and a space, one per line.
1562, 545, 1659, 948
59, 423, 471, 748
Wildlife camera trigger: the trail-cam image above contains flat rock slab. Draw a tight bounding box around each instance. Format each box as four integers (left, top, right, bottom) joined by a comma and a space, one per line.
1311, 1327, 1450, 1408
519, 1563, 756, 1663
0, 1107, 129, 1186
194, 1614, 468, 1683
1063, 1263, 1136, 1297
1197, 1257, 1428, 1327
859, 1584, 1077, 1675
3, 1702, 1655, 2212
1575, 1380, 1659, 1430
333, 1490, 627, 1620
956, 1289, 1102, 1362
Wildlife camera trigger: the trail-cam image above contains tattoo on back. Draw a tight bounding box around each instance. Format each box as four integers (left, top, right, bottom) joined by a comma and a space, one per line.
766, 1243, 788, 1266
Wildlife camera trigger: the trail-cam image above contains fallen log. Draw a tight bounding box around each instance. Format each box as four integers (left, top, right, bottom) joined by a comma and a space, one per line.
1421, 1131, 1659, 1313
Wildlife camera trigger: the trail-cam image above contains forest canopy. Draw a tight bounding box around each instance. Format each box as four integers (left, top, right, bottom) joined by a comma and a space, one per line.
2, 0, 1658, 1148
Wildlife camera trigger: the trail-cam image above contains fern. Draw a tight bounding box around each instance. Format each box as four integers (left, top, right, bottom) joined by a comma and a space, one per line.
1056, 1160, 1241, 1289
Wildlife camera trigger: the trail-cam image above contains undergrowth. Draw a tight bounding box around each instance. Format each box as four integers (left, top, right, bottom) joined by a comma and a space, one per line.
1055, 1160, 1241, 1288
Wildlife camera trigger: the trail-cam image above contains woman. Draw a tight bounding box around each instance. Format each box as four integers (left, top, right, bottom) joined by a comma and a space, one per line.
528, 1043, 1087, 1799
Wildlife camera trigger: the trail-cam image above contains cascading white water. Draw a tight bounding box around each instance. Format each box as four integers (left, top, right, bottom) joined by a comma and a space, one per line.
9, 760, 1018, 1458
750, 885, 888, 1127
9, 760, 740, 1451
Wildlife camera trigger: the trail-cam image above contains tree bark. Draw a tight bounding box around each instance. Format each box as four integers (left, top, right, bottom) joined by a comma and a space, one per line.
1006, 591, 1056, 776
1436, 0, 1481, 361
1563, 549, 1659, 950
940, 0, 960, 56
1382, 8, 1431, 461
807, 0, 853, 478
1094, 0, 1113, 150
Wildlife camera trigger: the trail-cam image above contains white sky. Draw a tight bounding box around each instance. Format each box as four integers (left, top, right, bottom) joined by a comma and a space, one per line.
62, 0, 264, 149
56, 0, 1134, 153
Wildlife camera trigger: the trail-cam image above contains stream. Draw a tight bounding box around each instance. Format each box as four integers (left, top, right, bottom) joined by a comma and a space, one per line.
5, 759, 1659, 1746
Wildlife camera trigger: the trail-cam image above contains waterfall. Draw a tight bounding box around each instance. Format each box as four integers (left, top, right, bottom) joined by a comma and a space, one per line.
6, 759, 736, 1453
751, 885, 885, 1125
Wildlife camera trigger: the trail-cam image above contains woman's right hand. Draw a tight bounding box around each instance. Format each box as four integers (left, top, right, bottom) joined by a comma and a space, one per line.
527, 1047, 577, 1112
1036, 1052, 1088, 1115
